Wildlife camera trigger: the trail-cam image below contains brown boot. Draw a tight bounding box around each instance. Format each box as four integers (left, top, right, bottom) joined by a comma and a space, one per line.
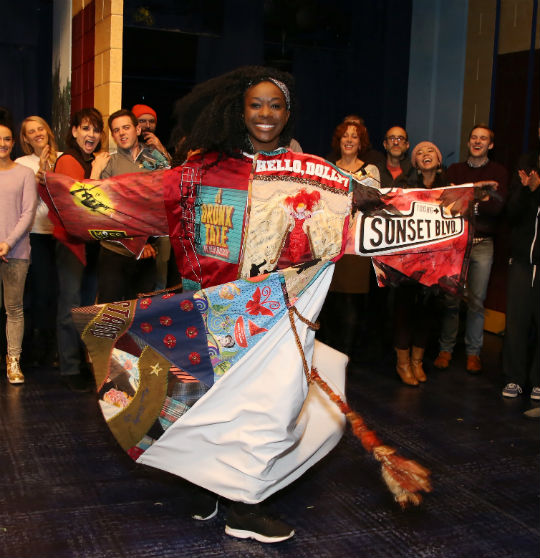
434, 350, 452, 369
395, 348, 418, 386
411, 346, 427, 382
466, 354, 482, 374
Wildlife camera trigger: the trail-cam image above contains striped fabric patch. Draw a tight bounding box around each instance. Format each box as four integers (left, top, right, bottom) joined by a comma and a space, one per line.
159, 396, 190, 430
170, 366, 199, 383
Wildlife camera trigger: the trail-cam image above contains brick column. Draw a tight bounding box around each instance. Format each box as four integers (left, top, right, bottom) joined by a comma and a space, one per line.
94, 0, 123, 148
71, 0, 123, 149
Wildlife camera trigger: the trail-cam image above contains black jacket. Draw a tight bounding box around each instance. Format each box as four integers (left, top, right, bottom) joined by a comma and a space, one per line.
375, 157, 417, 188
507, 150, 540, 265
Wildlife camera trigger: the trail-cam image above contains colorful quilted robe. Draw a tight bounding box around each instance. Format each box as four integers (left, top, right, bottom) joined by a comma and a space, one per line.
43, 149, 476, 503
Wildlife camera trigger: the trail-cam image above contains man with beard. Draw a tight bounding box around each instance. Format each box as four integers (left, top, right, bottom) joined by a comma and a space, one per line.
132, 104, 171, 162
132, 104, 174, 289
377, 125, 417, 188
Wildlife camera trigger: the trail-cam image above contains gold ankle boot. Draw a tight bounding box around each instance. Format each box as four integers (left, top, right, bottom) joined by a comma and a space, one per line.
395, 348, 418, 386
411, 346, 427, 382
7, 355, 25, 384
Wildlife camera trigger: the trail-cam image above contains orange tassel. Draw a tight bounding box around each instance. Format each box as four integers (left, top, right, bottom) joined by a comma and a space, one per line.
311, 368, 431, 508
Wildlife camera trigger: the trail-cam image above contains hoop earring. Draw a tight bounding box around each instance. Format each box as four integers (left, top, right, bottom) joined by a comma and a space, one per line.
246, 134, 255, 154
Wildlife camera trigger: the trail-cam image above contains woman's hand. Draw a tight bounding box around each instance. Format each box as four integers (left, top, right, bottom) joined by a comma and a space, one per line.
36, 168, 46, 185
0, 241, 10, 261
90, 151, 111, 178
36, 145, 51, 184
39, 144, 50, 168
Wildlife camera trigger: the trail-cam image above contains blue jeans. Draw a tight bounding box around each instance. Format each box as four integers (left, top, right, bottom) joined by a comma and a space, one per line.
56, 242, 98, 376
439, 238, 494, 356
0, 258, 29, 358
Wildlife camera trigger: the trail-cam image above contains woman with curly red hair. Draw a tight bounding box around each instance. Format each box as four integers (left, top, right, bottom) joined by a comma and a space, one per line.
319, 120, 381, 358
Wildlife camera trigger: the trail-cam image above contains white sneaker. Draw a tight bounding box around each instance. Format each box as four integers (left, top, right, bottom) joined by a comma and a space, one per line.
501, 383, 522, 398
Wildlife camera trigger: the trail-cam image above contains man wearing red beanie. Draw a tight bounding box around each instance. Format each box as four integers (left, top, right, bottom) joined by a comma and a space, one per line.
131, 104, 174, 291
132, 104, 171, 162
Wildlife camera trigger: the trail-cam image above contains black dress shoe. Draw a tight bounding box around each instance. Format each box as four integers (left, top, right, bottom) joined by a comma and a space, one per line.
63, 374, 92, 393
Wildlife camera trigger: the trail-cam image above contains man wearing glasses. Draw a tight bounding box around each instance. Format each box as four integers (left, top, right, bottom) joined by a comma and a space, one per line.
378, 126, 417, 188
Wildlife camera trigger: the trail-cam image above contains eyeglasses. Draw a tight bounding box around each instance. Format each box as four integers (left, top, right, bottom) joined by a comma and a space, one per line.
385, 135, 407, 143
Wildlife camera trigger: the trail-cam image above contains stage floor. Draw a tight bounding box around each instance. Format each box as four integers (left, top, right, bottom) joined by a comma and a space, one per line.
1, 333, 538, 558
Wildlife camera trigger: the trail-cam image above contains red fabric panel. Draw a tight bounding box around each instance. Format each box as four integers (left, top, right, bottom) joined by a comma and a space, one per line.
163, 154, 253, 288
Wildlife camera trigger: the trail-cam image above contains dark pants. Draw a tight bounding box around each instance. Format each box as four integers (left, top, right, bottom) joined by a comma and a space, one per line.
317, 292, 367, 355
503, 259, 540, 387
56, 242, 98, 376
97, 247, 156, 303
393, 283, 433, 350
29, 233, 58, 330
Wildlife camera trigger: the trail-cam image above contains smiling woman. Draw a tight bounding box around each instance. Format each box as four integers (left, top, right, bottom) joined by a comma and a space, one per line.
15, 116, 62, 367
53, 108, 110, 391
243, 80, 290, 152
317, 119, 381, 358
410, 140, 446, 188
171, 65, 296, 163
168, 66, 301, 543
0, 113, 38, 384
393, 140, 448, 386
55, 108, 109, 180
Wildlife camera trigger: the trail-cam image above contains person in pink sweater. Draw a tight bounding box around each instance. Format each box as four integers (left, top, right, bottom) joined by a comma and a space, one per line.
0, 111, 37, 383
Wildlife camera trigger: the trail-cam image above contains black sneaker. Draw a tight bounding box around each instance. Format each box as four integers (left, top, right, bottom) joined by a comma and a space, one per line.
225, 502, 294, 543
190, 487, 218, 521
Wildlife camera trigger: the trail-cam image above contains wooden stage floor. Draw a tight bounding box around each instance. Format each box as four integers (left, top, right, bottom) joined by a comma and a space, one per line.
0, 333, 538, 558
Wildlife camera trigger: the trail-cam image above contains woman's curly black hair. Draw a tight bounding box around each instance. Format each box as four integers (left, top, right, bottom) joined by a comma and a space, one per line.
171, 66, 296, 165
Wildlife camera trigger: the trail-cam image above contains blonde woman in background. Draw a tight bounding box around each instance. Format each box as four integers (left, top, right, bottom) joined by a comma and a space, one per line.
16, 116, 61, 367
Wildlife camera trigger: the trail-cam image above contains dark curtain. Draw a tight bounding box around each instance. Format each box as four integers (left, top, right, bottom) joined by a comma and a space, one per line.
2, 1, 53, 158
